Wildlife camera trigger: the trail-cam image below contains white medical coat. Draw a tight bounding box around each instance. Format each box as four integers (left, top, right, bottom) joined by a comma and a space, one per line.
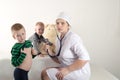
47, 30, 91, 80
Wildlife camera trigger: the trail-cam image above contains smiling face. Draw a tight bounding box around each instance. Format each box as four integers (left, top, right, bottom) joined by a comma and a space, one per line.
35, 22, 45, 36
13, 28, 26, 43
35, 25, 44, 36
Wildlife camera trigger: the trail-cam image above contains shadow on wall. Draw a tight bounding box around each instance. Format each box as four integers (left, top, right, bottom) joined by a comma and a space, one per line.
0, 57, 59, 80
0, 57, 119, 80
0, 59, 42, 80
0, 59, 14, 80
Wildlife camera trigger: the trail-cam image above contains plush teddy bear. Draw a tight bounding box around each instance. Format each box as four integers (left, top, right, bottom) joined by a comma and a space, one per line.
39, 24, 58, 55
43, 24, 58, 44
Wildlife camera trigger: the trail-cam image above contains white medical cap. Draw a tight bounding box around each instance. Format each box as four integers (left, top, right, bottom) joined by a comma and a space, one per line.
56, 12, 71, 26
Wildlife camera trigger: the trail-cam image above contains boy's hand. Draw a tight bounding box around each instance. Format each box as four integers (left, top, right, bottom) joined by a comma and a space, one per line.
31, 48, 37, 55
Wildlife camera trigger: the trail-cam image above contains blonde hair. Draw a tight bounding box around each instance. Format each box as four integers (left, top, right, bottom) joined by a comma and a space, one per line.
11, 23, 25, 38
11, 23, 25, 32
35, 22, 45, 27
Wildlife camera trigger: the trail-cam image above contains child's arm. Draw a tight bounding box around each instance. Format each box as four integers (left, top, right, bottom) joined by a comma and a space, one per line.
25, 40, 40, 58
31, 48, 41, 58
31, 48, 37, 55
28, 36, 41, 55
11, 48, 26, 67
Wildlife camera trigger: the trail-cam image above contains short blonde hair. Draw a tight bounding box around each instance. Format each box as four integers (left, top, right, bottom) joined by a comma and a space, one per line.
11, 23, 26, 38
11, 23, 25, 32
35, 22, 45, 27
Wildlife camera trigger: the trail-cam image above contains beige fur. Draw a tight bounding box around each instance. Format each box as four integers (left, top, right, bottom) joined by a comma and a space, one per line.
39, 24, 58, 55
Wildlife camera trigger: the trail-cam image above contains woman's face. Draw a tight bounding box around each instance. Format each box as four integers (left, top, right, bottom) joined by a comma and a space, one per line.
56, 19, 69, 34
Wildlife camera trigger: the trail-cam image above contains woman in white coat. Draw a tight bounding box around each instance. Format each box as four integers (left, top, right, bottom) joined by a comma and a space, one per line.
41, 12, 91, 80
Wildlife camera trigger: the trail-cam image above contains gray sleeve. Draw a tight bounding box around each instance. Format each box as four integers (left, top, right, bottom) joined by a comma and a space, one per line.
28, 35, 40, 54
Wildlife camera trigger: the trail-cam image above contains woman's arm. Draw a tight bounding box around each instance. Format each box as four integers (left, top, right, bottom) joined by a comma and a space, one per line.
46, 45, 60, 63
50, 57, 60, 63
67, 59, 89, 72
47, 49, 60, 63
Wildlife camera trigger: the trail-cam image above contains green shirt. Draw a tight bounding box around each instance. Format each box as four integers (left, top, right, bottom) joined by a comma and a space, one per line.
11, 40, 35, 67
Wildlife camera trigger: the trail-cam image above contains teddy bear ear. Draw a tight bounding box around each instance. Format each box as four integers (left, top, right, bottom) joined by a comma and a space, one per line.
45, 24, 49, 28
51, 24, 55, 27
45, 24, 48, 28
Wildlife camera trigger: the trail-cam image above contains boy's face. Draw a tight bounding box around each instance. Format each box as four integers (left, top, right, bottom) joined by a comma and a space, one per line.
35, 25, 44, 36
13, 28, 26, 43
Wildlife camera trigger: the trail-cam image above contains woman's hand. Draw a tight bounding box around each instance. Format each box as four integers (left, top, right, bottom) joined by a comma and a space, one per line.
45, 44, 54, 56
56, 67, 70, 80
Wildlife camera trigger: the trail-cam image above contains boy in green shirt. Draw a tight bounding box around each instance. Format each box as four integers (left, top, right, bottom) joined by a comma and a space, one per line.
11, 23, 38, 80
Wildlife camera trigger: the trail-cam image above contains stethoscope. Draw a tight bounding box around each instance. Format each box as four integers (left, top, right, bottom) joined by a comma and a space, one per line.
47, 25, 63, 58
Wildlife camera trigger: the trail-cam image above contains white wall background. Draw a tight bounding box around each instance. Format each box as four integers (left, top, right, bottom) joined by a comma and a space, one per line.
0, 0, 120, 79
